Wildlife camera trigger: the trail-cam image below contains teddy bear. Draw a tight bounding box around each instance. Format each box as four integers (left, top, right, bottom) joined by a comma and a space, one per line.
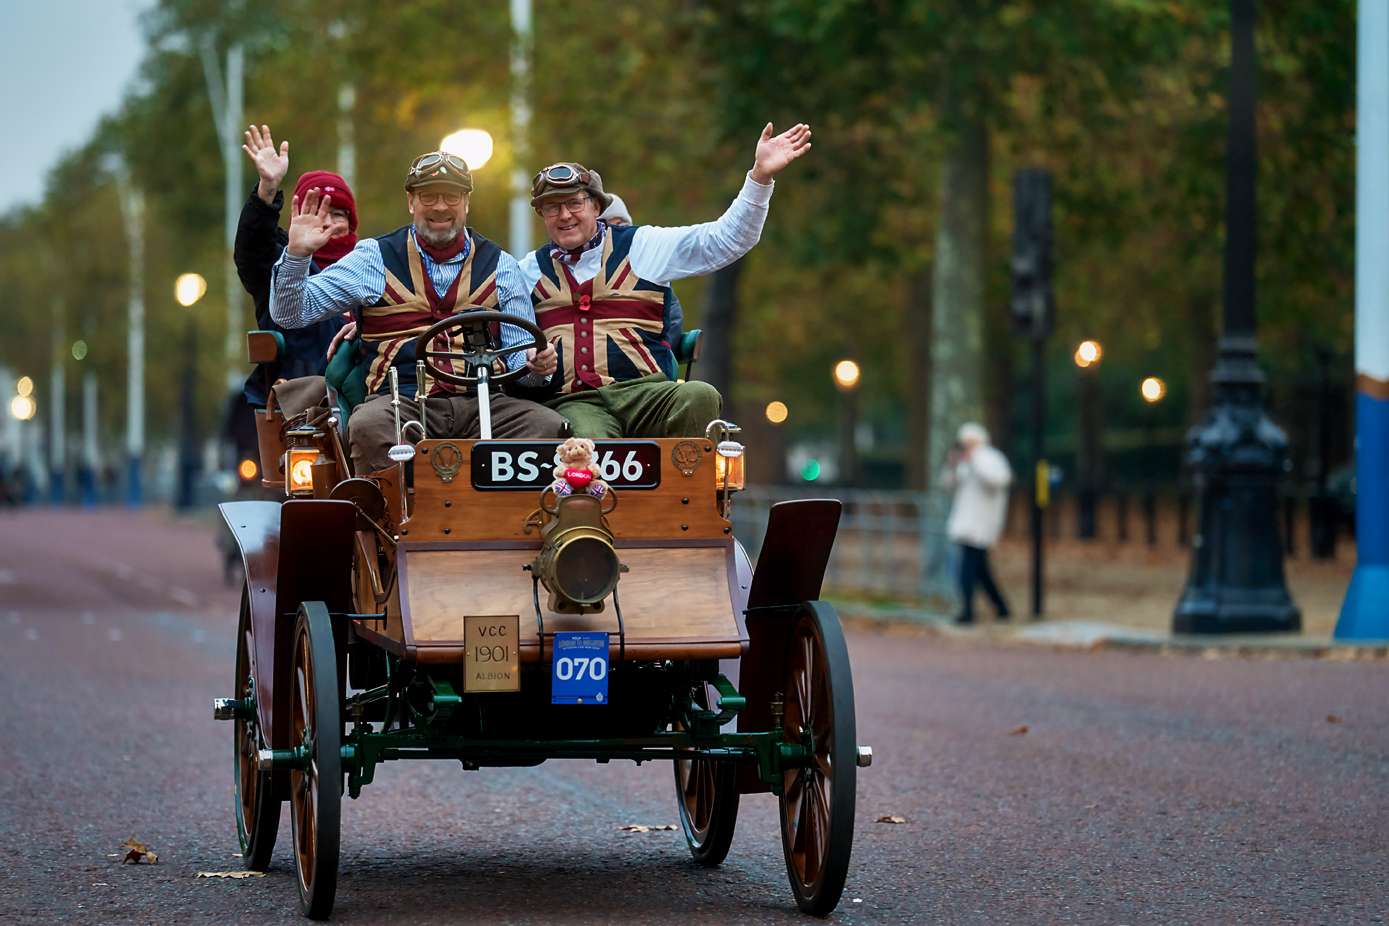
548, 437, 608, 499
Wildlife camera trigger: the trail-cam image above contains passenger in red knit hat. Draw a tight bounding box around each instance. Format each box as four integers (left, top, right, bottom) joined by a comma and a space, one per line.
234, 124, 362, 418
291, 169, 358, 264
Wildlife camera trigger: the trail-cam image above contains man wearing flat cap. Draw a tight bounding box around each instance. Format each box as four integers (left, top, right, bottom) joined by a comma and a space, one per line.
517, 122, 812, 438
270, 150, 564, 473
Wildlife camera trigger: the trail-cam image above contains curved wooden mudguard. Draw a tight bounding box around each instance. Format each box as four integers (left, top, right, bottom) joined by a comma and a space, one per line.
220, 499, 356, 755
736, 499, 842, 794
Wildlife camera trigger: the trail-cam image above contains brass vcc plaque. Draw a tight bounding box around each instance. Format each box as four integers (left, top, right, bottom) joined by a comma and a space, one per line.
463, 614, 521, 692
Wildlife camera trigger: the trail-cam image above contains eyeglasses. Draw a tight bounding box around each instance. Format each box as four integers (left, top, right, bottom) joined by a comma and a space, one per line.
415, 190, 465, 207
410, 151, 470, 177
538, 196, 592, 218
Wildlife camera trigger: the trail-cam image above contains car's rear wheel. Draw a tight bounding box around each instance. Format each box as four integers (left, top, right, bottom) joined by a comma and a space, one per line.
777, 603, 856, 916
289, 601, 341, 920
233, 587, 280, 871
673, 684, 740, 865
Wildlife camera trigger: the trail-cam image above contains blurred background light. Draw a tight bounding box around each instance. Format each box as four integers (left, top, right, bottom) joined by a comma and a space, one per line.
440, 128, 494, 171
175, 272, 208, 308
1074, 339, 1102, 368
832, 359, 861, 391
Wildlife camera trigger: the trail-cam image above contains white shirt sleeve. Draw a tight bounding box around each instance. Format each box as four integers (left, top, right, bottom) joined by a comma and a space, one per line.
269, 238, 386, 328
627, 172, 774, 285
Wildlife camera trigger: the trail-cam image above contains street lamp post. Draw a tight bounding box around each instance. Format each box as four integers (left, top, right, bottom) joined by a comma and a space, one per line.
510, 0, 533, 258
833, 359, 861, 486
1074, 339, 1103, 539
175, 274, 207, 511
1337, 0, 1389, 639
104, 154, 146, 506
49, 304, 65, 505
197, 36, 245, 393
1173, 0, 1299, 634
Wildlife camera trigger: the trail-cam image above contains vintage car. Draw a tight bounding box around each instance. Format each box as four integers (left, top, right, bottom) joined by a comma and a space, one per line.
215, 310, 870, 919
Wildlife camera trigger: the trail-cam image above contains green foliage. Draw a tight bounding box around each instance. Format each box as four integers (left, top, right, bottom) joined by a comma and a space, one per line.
0, 0, 1357, 482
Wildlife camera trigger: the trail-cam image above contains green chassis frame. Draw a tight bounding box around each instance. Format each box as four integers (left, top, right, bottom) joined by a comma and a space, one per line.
255, 665, 811, 801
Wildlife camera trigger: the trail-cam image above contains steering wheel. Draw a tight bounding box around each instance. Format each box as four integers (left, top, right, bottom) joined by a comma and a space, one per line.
414, 309, 546, 388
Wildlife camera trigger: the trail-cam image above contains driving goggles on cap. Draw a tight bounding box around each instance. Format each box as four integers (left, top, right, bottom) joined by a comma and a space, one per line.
405, 151, 474, 191
531, 163, 591, 196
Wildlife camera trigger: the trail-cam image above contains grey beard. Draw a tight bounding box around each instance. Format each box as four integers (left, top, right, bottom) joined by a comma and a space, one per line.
415, 218, 463, 247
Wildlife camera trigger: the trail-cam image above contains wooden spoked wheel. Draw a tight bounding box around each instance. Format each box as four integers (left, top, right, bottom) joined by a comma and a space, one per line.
778, 603, 857, 916
233, 587, 280, 871
673, 684, 740, 865
289, 602, 342, 920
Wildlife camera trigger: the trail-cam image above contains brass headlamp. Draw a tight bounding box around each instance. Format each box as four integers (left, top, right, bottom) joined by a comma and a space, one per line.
706, 420, 747, 516
531, 493, 624, 614
283, 426, 325, 497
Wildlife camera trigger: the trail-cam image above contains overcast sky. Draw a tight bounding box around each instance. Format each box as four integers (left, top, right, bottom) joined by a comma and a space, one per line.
1, 0, 152, 214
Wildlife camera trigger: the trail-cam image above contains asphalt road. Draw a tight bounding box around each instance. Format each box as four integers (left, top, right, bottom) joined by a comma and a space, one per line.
1, 509, 1385, 925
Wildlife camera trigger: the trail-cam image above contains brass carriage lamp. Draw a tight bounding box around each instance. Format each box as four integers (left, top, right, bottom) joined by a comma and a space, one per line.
706, 419, 746, 494
283, 426, 325, 497
714, 441, 745, 492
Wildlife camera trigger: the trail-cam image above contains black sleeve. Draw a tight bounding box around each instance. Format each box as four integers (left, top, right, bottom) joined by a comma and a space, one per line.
233, 185, 286, 329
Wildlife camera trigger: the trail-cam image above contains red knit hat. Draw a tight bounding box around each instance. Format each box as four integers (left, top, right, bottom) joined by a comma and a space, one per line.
293, 170, 358, 233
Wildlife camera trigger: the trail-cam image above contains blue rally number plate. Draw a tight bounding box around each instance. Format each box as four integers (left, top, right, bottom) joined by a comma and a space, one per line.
550, 632, 610, 705
471, 441, 661, 490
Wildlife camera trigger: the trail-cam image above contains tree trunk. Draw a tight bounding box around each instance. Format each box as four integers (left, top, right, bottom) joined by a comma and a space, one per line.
927, 117, 989, 480
903, 268, 933, 490
697, 259, 744, 402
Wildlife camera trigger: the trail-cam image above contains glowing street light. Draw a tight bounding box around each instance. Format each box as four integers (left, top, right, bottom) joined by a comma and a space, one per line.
765, 400, 789, 424
1141, 376, 1167, 404
175, 272, 208, 308
440, 128, 494, 171
10, 395, 36, 421
1074, 339, 1102, 368
15, 376, 33, 398
832, 359, 861, 392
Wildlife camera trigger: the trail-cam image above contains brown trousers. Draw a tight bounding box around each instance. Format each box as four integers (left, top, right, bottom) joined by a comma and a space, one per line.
347, 392, 566, 474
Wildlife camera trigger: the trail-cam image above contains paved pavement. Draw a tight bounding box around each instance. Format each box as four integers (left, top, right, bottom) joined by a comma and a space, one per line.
1, 509, 1386, 924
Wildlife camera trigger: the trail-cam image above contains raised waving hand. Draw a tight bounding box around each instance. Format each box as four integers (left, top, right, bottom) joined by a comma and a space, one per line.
286, 188, 335, 258
750, 122, 812, 184
242, 124, 289, 205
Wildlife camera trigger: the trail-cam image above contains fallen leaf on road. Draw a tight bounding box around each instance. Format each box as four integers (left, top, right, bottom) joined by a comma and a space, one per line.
876, 815, 908, 824
120, 838, 158, 865
1326, 714, 1343, 724
196, 871, 266, 879
1008, 725, 1029, 736
619, 823, 677, 833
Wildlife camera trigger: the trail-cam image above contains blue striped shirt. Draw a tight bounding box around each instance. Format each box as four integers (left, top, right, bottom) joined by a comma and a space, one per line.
270, 229, 546, 381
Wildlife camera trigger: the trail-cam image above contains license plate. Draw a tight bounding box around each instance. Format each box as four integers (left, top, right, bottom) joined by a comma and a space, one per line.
471, 441, 661, 491
463, 614, 521, 692
550, 632, 610, 705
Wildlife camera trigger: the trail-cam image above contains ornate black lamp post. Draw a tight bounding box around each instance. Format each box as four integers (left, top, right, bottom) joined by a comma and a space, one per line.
1173, 0, 1300, 633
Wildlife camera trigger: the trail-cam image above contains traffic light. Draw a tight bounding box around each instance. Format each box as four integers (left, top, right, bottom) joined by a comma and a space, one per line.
1011, 168, 1054, 339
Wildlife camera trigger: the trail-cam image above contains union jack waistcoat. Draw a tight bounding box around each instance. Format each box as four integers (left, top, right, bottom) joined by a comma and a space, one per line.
529, 224, 677, 395
354, 226, 502, 399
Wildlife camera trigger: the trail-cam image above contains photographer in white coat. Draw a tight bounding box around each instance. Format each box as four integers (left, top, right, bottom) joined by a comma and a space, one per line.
941, 423, 1013, 624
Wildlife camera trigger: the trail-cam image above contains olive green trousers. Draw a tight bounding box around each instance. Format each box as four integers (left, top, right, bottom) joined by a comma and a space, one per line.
546, 374, 722, 439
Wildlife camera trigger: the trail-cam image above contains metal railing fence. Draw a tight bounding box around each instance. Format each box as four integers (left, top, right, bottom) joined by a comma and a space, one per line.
731, 486, 957, 608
